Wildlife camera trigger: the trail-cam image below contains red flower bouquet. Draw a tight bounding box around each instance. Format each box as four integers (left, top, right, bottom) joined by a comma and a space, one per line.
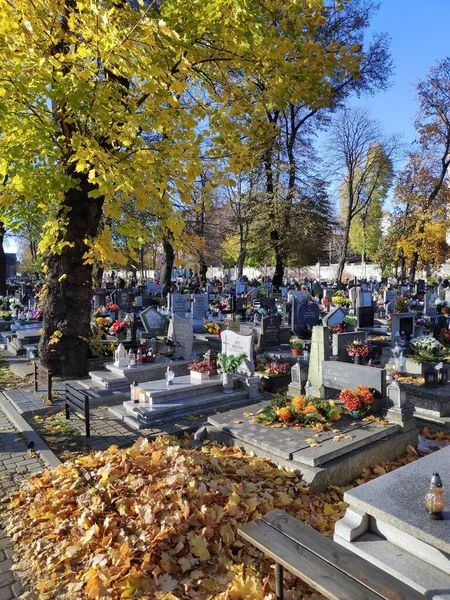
346, 340, 371, 358
339, 386, 374, 416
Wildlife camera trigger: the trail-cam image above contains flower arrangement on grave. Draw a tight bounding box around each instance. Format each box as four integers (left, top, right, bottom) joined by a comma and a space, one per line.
109, 320, 129, 335
290, 338, 305, 350
331, 290, 351, 307
339, 386, 374, 418
0, 310, 12, 321
257, 394, 342, 428
262, 361, 290, 377
95, 316, 112, 332
435, 298, 446, 307
105, 302, 120, 312
394, 296, 409, 313
87, 324, 115, 357
346, 340, 371, 358
344, 315, 357, 327
410, 335, 444, 363
439, 328, 450, 349
415, 317, 427, 328
217, 352, 246, 374
328, 323, 345, 334
140, 342, 156, 362
188, 359, 217, 375
203, 319, 224, 335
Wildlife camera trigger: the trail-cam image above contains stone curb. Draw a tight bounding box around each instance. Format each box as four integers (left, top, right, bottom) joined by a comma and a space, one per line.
0, 395, 61, 469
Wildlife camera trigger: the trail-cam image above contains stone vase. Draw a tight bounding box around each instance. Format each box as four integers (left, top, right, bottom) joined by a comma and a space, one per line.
222, 372, 234, 393
116, 331, 126, 342
353, 356, 362, 365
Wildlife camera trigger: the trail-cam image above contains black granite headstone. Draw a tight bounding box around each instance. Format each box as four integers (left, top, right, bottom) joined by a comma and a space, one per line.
357, 306, 374, 328
260, 315, 280, 347
292, 300, 320, 336
322, 361, 386, 397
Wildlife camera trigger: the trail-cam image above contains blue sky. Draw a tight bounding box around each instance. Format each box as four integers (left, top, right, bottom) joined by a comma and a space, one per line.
349, 0, 450, 143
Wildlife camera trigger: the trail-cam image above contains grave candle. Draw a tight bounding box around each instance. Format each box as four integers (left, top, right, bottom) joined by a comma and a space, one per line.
425, 472, 445, 520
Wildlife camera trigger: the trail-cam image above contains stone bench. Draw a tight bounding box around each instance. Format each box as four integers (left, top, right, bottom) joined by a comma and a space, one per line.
239, 509, 425, 600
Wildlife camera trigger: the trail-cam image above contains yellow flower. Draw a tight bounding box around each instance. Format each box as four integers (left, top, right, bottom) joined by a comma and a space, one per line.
328, 400, 335, 407
303, 405, 317, 415
329, 407, 342, 421
277, 407, 292, 422
291, 396, 306, 411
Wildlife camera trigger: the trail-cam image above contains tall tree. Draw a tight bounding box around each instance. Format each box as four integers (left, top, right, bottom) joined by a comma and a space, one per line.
406, 58, 450, 281
0, 221, 6, 296
330, 109, 396, 282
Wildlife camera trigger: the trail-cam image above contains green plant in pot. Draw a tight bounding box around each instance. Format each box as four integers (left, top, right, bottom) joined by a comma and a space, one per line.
290, 338, 305, 356
217, 352, 246, 391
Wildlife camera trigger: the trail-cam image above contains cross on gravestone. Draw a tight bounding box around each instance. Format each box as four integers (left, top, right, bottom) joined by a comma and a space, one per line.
167, 315, 193, 359
220, 329, 254, 375
140, 307, 169, 337
307, 326, 330, 399
322, 307, 347, 328
292, 300, 320, 336
260, 314, 280, 347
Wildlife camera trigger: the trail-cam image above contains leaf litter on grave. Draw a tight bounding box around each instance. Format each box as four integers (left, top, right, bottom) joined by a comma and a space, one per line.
2, 435, 428, 600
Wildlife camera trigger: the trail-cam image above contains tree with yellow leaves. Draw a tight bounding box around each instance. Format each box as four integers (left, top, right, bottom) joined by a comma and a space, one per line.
0, 0, 382, 375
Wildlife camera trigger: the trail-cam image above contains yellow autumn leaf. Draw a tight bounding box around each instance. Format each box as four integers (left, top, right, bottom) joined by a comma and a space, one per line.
188, 532, 210, 560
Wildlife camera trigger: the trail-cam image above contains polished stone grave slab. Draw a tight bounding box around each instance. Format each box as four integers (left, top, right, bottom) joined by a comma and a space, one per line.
335, 446, 450, 598
200, 401, 417, 491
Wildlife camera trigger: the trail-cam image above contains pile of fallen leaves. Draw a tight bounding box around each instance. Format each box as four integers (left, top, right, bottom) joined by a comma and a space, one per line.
3, 437, 423, 600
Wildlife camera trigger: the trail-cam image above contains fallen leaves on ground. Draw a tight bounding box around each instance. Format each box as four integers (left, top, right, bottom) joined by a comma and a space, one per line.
3, 437, 428, 600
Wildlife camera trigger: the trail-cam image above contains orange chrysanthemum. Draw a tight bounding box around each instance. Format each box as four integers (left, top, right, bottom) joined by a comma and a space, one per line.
303, 405, 318, 415
291, 396, 306, 411
278, 407, 292, 422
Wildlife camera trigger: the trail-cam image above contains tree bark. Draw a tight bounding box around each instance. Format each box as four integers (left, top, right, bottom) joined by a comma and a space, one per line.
160, 237, 174, 298
0, 222, 6, 296
336, 209, 352, 282
39, 173, 103, 377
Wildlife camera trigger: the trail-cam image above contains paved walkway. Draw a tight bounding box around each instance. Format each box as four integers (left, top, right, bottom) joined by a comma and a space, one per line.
0, 407, 44, 599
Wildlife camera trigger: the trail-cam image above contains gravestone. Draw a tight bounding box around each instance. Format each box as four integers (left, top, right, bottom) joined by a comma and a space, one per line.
424, 293, 437, 317
260, 314, 280, 347
192, 294, 209, 320
332, 331, 367, 363
383, 290, 397, 305
445, 289, 450, 304
140, 307, 169, 337
348, 287, 357, 305
167, 315, 193, 359
146, 282, 162, 295
324, 288, 336, 301
170, 293, 191, 315
259, 297, 276, 312
357, 305, 374, 328
391, 312, 415, 346
386, 300, 395, 314
292, 300, 320, 336
290, 290, 309, 304
358, 289, 373, 308
322, 307, 347, 328
322, 361, 386, 398
118, 288, 133, 310
220, 329, 254, 375
307, 326, 330, 399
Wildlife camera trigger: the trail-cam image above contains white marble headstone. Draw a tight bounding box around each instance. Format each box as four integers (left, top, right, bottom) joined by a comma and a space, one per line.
220, 329, 254, 375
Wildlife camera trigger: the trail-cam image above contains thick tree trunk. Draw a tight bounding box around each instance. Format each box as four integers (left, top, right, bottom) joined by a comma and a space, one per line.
95, 267, 104, 288
0, 222, 6, 296
160, 238, 174, 298
199, 258, 207, 287
408, 253, 419, 282
336, 210, 352, 283
39, 174, 103, 377
272, 249, 284, 287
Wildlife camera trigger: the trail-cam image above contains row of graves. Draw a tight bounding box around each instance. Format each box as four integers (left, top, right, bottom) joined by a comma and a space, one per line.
195, 324, 450, 597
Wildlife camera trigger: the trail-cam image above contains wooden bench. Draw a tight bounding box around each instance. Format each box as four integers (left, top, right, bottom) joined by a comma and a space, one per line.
238, 509, 425, 600
65, 384, 91, 437
34, 362, 52, 402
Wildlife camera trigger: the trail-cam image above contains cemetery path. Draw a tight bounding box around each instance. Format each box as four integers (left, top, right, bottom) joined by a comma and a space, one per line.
0, 403, 44, 600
